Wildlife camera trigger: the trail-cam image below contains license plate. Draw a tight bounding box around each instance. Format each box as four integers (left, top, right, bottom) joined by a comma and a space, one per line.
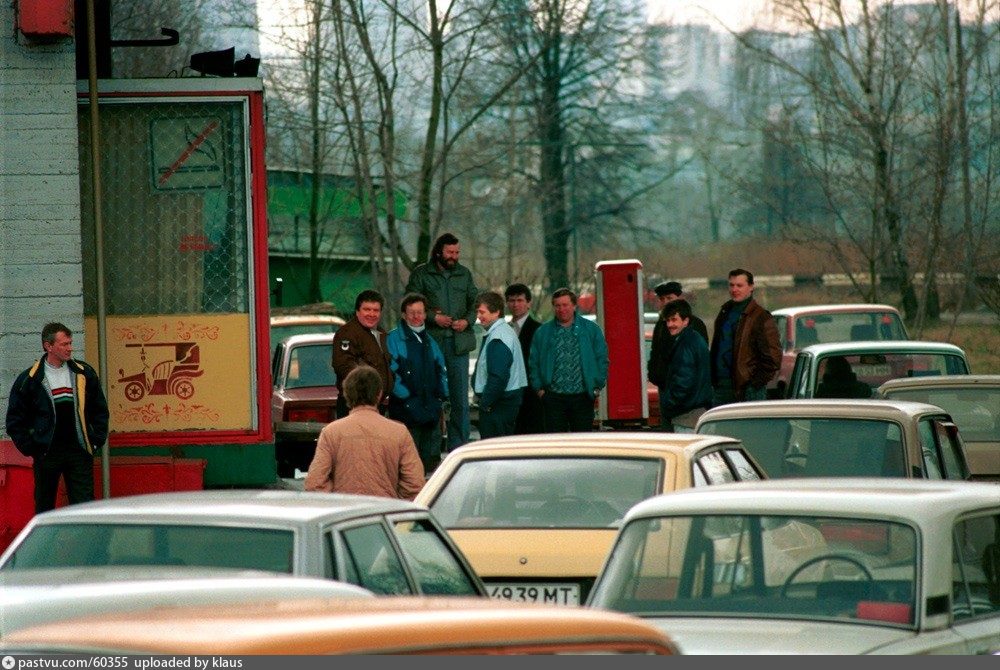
487, 582, 580, 605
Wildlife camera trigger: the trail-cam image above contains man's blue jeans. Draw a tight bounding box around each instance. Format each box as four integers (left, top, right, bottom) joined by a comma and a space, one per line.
442, 338, 470, 448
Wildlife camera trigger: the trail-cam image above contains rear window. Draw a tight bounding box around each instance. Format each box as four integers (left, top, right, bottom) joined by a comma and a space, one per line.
284, 343, 337, 389
884, 388, 999, 442
2, 523, 295, 574
429, 458, 662, 529
794, 311, 907, 346
698, 418, 906, 479
813, 353, 968, 396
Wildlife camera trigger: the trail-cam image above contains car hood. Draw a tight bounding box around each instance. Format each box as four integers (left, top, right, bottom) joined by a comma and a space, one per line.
274, 386, 337, 402
447, 529, 616, 577
644, 616, 914, 654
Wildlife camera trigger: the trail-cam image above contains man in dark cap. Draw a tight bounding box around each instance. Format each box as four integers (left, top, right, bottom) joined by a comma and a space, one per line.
647, 281, 708, 429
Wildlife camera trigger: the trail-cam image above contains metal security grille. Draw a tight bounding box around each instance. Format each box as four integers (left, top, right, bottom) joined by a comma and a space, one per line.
78, 98, 251, 316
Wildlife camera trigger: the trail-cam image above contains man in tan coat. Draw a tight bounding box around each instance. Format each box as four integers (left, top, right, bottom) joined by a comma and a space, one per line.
305, 366, 425, 500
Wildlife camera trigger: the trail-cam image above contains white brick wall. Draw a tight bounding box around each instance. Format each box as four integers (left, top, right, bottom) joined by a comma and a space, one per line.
0, 4, 83, 438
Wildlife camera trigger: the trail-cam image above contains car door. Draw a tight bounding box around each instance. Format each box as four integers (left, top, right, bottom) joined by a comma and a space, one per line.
386, 514, 485, 596
950, 511, 1000, 654
787, 352, 815, 399
328, 520, 415, 595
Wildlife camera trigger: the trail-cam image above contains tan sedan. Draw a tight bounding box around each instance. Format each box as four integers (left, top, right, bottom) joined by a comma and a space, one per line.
415, 433, 765, 605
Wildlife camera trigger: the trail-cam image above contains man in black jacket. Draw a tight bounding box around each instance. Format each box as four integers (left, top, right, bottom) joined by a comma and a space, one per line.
505, 283, 542, 434
6, 323, 110, 513
648, 281, 708, 396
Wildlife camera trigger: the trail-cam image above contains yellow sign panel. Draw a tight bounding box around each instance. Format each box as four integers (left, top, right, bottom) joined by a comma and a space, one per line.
84, 314, 254, 433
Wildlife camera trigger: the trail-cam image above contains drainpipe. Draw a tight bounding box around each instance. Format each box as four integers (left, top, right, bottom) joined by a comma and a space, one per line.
85, 0, 110, 499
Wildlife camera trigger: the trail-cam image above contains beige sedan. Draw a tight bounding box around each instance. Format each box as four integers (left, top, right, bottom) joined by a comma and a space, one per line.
415, 433, 765, 606
878, 375, 1000, 481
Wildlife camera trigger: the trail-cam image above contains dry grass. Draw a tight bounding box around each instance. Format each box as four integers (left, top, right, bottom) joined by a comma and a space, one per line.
919, 323, 1000, 374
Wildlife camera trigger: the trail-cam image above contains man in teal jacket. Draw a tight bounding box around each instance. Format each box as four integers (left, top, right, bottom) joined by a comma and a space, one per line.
405, 233, 479, 448
529, 288, 609, 432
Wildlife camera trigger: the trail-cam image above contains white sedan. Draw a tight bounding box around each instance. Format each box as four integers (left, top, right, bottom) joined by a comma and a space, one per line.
588, 479, 1000, 654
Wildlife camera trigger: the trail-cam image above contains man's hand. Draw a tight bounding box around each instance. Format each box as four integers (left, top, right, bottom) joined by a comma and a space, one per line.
536, 389, 545, 398
434, 312, 453, 328
451, 318, 469, 332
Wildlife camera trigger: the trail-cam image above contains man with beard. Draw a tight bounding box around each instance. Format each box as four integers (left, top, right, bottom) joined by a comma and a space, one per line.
332, 290, 394, 418
405, 233, 479, 448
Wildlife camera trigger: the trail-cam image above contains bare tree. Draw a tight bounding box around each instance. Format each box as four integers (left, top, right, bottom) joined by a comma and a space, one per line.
492, 0, 651, 292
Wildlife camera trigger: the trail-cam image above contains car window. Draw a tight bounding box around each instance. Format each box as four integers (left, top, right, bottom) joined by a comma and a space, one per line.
934, 421, 968, 481
952, 512, 1000, 621
1, 523, 295, 573
883, 388, 1000, 442
429, 457, 662, 529
724, 449, 763, 481
797, 311, 907, 345
917, 419, 944, 479
285, 343, 337, 389
390, 519, 480, 595
813, 353, 968, 396
699, 418, 905, 479
774, 315, 788, 350
694, 451, 735, 485
789, 352, 812, 398
590, 514, 917, 628
339, 523, 412, 595
271, 344, 285, 386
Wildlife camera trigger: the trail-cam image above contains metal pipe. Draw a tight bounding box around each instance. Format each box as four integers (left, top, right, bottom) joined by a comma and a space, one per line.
85, 0, 111, 499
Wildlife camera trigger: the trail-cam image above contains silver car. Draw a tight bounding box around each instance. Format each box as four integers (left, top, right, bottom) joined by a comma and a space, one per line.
0, 490, 486, 598
589, 479, 1000, 654
0, 566, 371, 635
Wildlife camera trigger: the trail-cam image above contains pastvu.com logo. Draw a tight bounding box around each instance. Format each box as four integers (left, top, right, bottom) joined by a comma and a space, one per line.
2, 655, 15, 669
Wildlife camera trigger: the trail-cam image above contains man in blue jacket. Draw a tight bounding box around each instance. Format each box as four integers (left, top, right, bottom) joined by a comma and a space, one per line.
472, 292, 526, 439
529, 288, 609, 432
659, 300, 713, 431
386, 293, 449, 473
6, 322, 110, 513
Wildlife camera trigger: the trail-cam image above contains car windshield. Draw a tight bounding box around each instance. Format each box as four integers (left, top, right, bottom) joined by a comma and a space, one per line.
430, 457, 662, 529
589, 514, 918, 629
284, 343, 337, 389
813, 353, 968, 395
2, 523, 296, 574
698, 418, 905, 479
793, 312, 907, 348
882, 388, 999, 442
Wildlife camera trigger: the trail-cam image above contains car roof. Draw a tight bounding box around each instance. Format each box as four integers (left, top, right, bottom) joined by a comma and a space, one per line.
798, 340, 966, 356
0, 571, 371, 635
2, 596, 679, 655
697, 398, 950, 422
279, 333, 336, 347
625, 479, 999, 522
771, 304, 902, 317
270, 314, 346, 326
879, 374, 1000, 392
24, 490, 426, 525
444, 432, 744, 459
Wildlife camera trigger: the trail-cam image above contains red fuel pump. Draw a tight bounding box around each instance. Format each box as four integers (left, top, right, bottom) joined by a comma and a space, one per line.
595, 259, 647, 427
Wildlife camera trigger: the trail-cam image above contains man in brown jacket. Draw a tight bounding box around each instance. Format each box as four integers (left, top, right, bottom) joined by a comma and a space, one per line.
304, 365, 425, 499
332, 289, 394, 417
709, 268, 781, 405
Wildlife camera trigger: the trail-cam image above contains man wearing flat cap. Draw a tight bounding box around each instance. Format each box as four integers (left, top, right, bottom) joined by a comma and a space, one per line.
647, 281, 708, 429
